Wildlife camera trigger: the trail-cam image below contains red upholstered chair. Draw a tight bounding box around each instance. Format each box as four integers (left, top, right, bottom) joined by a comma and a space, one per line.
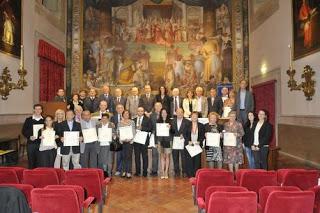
264, 191, 315, 213
0, 167, 25, 183
195, 170, 234, 206
277, 168, 306, 184
0, 183, 34, 205
308, 186, 320, 213
197, 186, 248, 212
258, 186, 301, 212
22, 169, 59, 188
0, 169, 19, 184
207, 191, 257, 213
235, 169, 266, 185
31, 188, 81, 213
46, 185, 94, 211
239, 170, 278, 194
280, 170, 319, 190
34, 167, 66, 184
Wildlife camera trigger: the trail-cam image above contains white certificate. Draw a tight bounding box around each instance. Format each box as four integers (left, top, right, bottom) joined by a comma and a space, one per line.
119, 126, 134, 141
64, 131, 80, 146
33, 124, 44, 138
148, 133, 156, 148
98, 128, 112, 146
198, 118, 209, 125
206, 132, 221, 147
172, 137, 185, 150
186, 144, 203, 157
223, 132, 237, 147
133, 130, 149, 145
156, 123, 170, 137
82, 128, 98, 143
42, 129, 56, 147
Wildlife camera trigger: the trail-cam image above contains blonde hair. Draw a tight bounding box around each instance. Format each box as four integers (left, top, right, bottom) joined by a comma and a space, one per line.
54, 109, 66, 122
208, 112, 220, 121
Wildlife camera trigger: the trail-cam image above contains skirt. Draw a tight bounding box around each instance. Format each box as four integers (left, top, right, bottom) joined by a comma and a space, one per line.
223, 145, 244, 164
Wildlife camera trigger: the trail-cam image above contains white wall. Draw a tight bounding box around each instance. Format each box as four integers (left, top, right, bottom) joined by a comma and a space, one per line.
249, 0, 320, 117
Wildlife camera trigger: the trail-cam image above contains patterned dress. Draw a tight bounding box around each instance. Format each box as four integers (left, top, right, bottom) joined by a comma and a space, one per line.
205, 123, 223, 162
223, 121, 244, 164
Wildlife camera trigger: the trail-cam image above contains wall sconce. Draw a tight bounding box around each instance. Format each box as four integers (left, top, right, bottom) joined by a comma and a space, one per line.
0, 45, 28, 100
287, 45, 316, 101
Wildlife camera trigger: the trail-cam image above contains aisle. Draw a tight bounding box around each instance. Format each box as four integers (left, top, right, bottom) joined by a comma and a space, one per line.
104, 176, 197, 213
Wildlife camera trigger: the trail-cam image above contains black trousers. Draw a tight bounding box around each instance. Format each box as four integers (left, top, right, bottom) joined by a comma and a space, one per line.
38, 149, 56, 167
27, 142, 40, 169
133, 143, 148, 176
185, 151, 201, 178
253, 147, 269, 170
172, 149, 186, 175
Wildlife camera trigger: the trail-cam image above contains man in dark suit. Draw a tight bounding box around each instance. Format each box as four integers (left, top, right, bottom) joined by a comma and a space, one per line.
207, 88, 223, 116
236, 80, 254, 124
54, 88, 66, 102
139, 85, 155, 117
99, 85, 115, 113
170, 88, 183, 118
22, 104, 45, 169
113, 88, 127, 110
58, 110, 83, 170
133, 107, 153, 177
83, 88, 100, 113
171, 108, 190, 177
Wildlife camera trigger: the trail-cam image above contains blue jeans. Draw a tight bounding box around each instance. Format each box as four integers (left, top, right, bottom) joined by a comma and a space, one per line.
116, 150, 123, 172
244, 146, 255, 169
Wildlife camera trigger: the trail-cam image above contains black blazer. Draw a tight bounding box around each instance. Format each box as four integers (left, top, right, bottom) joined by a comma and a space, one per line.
188, 122, 205, 147
58, 120, 82, 155
170, 96, 183, 117
170, 118, 191, 145
112, 96, 127, 110
83, 97, 100, 113
110, 113, 122, 128
139, 94, 156, 113
133, 116, 153, 146
207, 96, 223, 116
67, 100, 83, 111
253, 121, 272, 148
155, 95, 171, 114
22, 116, 45, 143
99, 94, 115, 113
243, 121, 256, 148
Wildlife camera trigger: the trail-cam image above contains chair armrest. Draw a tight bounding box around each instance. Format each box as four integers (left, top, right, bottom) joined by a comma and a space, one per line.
197, 197, 205, 209
189, 177, 196, 185
83, 196, 95, 208
103, 177, 111, 186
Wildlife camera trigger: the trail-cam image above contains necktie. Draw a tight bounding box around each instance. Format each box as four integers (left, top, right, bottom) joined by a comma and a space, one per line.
138, 117, 141, 127
174, 97, 178, 112
117, 97, 120, 103
212, 97, 214, 106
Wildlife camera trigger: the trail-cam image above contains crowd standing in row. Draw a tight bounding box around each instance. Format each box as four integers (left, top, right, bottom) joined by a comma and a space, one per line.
22, 80, 272, 179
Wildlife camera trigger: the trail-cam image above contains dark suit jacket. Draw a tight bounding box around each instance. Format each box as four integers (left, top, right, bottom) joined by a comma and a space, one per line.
207, 96, 223, 116
112, 96, 127, 110
99, 93, 114, 113
58, 120, 82, 155
139, 94, 155, 113
155, 95, 171, 114
133, 116, 153, 145
22, 116, 45, 144
243, 121, 256, 147
83, 97, 100, 113
170, 96, 183, 117
170, 118, 191, 145
253, 121, 272, 148
187, 122, 205, 147
110, 113, 122, 128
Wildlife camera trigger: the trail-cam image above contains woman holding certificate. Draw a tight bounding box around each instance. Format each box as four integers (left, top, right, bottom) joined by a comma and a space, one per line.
156, 108, 172, 179
53, 109, 65, 168
204, 112, 224, 169
38, 116, 58, 167
185, 112, 204, 178
223, 111, 244, 173
117, 110, 136, 178
182, 90, 197, 118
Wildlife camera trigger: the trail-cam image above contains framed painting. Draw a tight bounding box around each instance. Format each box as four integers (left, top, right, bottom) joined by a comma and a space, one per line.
0, 0, 22, 58
292, 0, 320, 60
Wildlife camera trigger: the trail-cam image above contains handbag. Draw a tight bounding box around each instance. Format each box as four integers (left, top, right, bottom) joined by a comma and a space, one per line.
110, 138, 122, 152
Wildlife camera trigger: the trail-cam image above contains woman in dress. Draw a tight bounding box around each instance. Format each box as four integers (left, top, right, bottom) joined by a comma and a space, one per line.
117, 110, 136, 178
156, 108, 172, 179
182, 90, 197, 118
243, 111, 256, 169
205, 112, 223, 168
223, 111, 244, 173
155, 86, 171, 116
53, 109, 65, 168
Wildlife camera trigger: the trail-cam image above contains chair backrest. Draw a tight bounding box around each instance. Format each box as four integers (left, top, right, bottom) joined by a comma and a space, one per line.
207, 191, 257, 213
281, 170, 319, 190
205, 186, 248, 211
34, 167, 66, 184
264, 191, 315, 213
65, 170, 103, 202
0, 183, 34, 204
309, 186, 320, 213
31, 188, 80, 213
0, 167, 25, 183
259, 186, 301, 212
0, 169, 19, 184
235, 169, 266, 185
22, 170, 59, 188
196, 171, 234, 199
239, 171, 278, 194
276, 168, 306, 184
74, 168, 104, 184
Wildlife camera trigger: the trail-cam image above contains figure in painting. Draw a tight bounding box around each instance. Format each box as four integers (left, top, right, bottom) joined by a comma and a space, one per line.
174, 54, 184, 85
299, 0, 317, 48
2, 11, 15, 46
133, 61, 145, 88
193, 51, 204, 84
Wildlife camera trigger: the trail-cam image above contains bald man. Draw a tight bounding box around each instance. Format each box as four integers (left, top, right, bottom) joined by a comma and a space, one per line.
99, 84, 115, 113
112, 88, 127, 110
170, 88, 183, 117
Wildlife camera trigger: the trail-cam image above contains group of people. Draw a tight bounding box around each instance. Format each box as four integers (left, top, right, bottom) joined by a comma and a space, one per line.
22, 80, 272, 179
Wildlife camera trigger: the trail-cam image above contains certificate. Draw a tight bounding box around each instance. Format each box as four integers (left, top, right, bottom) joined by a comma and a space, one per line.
33, 124, 44, 138
82, 128, 98, 143
98, 128, 112, 146
172, 137, 185, 150
119, 126, 134, 141
64, 131, 80, 146
42, 129, 56, 147
156, 123, 170, 137
206, 133, 221, 147
223, 132, 237, 147
148, 133, 156, 148
198, 118, 209, 125
186, 144, 203, 157
133, 130, 149, 145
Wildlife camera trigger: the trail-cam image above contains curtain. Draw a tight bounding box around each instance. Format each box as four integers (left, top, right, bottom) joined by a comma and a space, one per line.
38, 40, 65, 102
252, 80, 276, 148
